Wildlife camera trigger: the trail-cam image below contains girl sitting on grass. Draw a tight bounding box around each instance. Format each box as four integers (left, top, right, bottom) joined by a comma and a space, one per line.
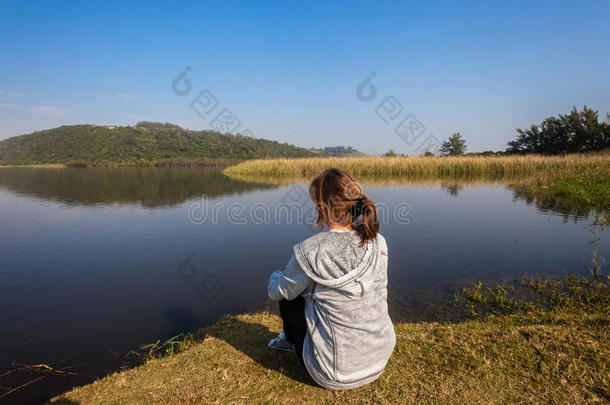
267, 168, 396, 390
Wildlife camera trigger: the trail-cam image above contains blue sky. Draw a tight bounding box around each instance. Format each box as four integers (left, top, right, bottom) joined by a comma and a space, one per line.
1, 0, 609, 154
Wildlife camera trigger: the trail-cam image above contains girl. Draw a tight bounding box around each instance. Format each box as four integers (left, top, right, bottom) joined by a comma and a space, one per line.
267, 168, 396, 390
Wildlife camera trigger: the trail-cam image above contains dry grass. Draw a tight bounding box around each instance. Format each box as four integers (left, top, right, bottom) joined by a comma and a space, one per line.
223, 154, 610, 180
49, 310, 609, 404
224, 154, 610, 217
0, 164, 65, 168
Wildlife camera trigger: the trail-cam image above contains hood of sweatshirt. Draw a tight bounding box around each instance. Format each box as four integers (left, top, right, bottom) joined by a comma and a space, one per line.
293, 229, 376, 289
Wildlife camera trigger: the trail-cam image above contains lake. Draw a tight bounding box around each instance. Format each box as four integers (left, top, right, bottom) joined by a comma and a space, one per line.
0, 167, 607, 404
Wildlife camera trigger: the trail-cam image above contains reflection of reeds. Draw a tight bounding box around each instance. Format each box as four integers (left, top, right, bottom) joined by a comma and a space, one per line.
225, 155, 609, 223
224, 154, 610, 180
226, 173, 533, 187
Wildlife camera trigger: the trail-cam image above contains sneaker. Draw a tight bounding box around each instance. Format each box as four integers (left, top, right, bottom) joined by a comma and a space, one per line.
267, 331, 295, 352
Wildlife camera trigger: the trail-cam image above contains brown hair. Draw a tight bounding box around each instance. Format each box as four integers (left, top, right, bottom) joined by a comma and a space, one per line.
309, 168, 379, 246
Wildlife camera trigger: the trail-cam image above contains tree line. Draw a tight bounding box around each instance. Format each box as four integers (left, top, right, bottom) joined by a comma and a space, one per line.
507, 106, 609, 154
136, 121, 182, 129
384, 106, 609, 157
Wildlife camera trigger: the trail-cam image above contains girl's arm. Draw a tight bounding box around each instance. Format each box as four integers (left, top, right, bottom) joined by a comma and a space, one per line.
267, 254, 313, 301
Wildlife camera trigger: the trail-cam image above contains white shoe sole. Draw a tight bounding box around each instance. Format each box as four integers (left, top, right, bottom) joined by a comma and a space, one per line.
267, 342, 295, 352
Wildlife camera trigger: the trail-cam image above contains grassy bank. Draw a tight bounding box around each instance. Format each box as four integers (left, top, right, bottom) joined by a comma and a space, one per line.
510, 177, 610, 216
536, 177, 610, 207
49, 309, 609, 404
0, 164, 65, 168
223, 154, 610, 179
49, 258, 610, 404
0, 158, 240, 168
46, 254, 609, 404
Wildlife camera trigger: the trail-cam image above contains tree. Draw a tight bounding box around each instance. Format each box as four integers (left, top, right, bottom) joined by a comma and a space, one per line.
507, 106, 610, 154
136, 121, 181, 129
439, 133, 467, 156
383, 149, 398, 157
323, 146, 358, 156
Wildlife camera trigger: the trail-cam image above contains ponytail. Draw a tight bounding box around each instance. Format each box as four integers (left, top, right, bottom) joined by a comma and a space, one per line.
349, 196, 379, 247
309, 168, 379, 247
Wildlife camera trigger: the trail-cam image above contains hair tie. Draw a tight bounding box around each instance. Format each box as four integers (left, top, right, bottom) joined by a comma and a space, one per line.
349, 198, 367, 224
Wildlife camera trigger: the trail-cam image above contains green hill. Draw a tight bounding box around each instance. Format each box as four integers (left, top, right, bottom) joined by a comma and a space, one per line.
0, 124, 318, 166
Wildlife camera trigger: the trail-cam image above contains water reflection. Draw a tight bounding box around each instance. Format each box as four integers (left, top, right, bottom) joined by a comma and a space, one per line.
442, 183, 465, 197
227, 172, 607, 222
509, 182, 605, 222
0, 168, 605, 223
0, 167, 276, 207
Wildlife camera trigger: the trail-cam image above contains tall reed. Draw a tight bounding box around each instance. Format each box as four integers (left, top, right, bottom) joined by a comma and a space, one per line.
224, 154, 610, 180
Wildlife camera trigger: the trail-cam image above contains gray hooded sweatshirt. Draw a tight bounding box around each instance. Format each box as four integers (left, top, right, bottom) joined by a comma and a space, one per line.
268, 229, 396, 390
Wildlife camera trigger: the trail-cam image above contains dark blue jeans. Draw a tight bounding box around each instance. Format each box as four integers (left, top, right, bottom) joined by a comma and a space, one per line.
279, 296, 307, 365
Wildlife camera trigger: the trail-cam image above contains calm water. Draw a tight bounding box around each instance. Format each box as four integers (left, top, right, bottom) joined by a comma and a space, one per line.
0, 167, 607, 404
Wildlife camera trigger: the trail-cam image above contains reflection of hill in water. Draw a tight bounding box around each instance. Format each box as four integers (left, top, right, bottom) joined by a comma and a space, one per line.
1, 168, 602, 220
0, 167, 276, 207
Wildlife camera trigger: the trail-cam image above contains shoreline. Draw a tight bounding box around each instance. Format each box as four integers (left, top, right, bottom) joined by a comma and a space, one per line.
0, 159, 239, 168
0, 164, 66, 168
1, 152, 609, 173
0, 162, 236, 169
47, 262, 610, 403
48, 307, 609, 404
